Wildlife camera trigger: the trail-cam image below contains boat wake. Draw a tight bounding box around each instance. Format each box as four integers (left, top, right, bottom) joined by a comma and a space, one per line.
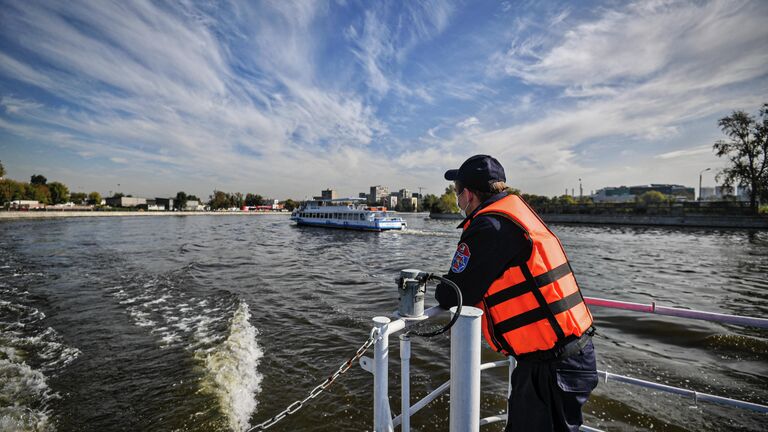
0, 251, 80, 432
109, 271, 263, 431
198, 303, 263, 432
397, 228, 454, 237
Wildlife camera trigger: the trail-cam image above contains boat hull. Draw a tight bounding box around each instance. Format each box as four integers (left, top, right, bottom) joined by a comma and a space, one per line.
293, 219, 404, 231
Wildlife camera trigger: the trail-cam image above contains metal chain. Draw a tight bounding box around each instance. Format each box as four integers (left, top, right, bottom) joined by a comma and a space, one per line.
247, 327, 380, 431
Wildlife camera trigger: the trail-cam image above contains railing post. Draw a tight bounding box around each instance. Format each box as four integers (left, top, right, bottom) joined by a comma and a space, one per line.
506, 355, 516, 427
373, 316, 393, 432
449, 306, 483, 432
400, 334, 411, 432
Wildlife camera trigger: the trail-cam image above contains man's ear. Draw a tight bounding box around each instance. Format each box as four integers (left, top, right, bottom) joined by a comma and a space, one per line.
467, 189, 477, 204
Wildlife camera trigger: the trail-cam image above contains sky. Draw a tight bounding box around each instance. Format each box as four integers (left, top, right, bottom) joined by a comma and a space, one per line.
1, 0, 767, 200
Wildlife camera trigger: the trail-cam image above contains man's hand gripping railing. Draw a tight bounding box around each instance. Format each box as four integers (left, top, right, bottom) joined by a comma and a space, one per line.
246, 327, 380, 431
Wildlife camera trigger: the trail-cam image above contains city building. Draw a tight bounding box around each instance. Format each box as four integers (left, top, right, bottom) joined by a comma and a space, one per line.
629, 184, 694, 201
700, 186, 736, 201
592, 184, 696, 203
321, 189, 337, 200
145, 199, 164, 211
369, 185, 389, 204
105, 196, 147, 207
591, 186, 634, 203
10, 200, 43, 210
154, 198, 174, 210
184, 200, 203, 211
385, 193, 398, 209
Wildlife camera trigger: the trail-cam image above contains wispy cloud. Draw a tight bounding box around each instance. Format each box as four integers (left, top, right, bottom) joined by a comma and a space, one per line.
0, 1, 395, 195
655, 146, 712, 160
456, 117, 480, 129
346, 1, 455, 97
0, 0, 766, 198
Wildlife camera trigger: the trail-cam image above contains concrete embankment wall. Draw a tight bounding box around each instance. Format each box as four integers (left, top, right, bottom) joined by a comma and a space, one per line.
428, 213, 464, 220
539, 214, 768, 229
0, 211, 290, 220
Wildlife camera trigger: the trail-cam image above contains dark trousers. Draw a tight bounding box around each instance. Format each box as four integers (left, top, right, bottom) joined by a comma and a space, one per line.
505, 340, 597, 432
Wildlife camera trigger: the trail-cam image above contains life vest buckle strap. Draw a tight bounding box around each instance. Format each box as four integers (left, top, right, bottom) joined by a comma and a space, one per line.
493, 291, 584, 334
533, 262, 573, 289
484, 262, 573, 308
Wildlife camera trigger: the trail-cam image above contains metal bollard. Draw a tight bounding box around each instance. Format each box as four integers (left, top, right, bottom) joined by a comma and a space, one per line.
373, 316, 393, 432
449, 306, 483, 432
397, 269, 428, 318
400, 334, 411, 432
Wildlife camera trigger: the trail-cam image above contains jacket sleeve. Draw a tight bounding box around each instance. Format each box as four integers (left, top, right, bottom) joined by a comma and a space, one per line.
434, 215, 530, 309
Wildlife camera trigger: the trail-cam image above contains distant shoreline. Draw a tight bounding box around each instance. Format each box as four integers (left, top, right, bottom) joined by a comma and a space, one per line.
429, 212, 768, 229
0, 211, 291, 220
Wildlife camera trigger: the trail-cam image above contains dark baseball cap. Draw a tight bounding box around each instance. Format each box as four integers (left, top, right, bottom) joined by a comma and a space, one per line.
444, 154, 506, 192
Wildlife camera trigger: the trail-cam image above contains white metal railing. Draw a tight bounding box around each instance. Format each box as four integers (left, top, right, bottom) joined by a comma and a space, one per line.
363, 298, 768, 431
584, 296, 768, 328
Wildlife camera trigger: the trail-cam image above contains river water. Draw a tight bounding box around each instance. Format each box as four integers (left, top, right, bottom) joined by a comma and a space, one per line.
0, 214, 766, 431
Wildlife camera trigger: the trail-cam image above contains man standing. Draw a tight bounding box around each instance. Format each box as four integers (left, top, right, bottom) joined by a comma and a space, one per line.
435, 155, 597, 432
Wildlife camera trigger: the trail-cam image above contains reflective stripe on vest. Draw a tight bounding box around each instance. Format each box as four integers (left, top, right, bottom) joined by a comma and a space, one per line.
464, 194, 594, 357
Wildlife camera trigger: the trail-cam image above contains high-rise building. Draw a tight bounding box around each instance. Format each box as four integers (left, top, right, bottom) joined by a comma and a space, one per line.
369, 185, 389, 204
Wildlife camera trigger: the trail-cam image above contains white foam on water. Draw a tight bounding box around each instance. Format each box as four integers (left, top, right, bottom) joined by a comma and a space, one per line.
198, 302, 263, 432
110, 275, 263, 429
0, 358, 54, 432
126, 307, 156, 328
0, 298, 80, 432
398, 228, 454, 237
0, 253, 79, 431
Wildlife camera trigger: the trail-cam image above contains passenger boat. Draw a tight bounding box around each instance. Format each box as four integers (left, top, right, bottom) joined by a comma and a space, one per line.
290, 198, 406, 231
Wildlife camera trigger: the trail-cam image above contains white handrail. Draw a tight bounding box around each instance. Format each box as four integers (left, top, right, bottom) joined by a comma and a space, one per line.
597, 370, 768, 413
370, 298, 767, 431
584, 297, 768, 328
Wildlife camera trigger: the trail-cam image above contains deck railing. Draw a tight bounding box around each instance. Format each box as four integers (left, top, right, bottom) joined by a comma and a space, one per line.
364, 298, 768, 431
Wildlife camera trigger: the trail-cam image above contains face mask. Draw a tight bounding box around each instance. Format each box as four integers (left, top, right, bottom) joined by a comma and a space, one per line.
456, 189, 470, 217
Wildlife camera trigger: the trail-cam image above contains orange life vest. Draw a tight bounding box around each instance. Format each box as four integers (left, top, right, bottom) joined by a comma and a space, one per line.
464, 194, 593, 357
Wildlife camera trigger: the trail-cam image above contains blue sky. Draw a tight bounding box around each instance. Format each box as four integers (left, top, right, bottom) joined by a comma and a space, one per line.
1, 0, 766, 200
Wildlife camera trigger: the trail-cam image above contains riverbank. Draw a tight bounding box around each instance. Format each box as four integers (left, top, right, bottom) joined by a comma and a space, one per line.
429, 212, 768, 229
0, 211, 290, 220
540, 213, 768, 229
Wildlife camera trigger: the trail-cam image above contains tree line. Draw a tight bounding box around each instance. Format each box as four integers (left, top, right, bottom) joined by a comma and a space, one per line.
206, 190, 298, 211
0, 169, 103, 206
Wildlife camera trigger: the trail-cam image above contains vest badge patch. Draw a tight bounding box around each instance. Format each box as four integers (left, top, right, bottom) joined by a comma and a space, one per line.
451, 242, 471, 273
